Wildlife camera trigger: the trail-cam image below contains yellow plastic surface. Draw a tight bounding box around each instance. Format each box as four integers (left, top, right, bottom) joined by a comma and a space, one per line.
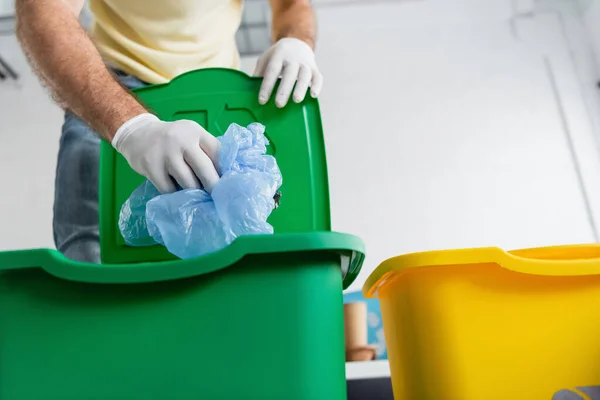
363, 244, 600, 400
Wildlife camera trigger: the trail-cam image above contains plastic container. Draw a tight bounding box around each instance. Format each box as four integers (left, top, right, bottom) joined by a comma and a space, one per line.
0, 69, 365, 400
363, 244, 600, 400
100, 68, 334, 265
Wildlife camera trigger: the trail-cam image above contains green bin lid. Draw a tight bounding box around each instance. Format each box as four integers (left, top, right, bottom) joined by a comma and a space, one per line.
100, 68, 332, 265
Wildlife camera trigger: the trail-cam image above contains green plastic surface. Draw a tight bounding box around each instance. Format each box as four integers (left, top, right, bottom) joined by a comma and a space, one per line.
100, 68, 331, 264
0, 68, 366, 400
0, 233, 363, 399
0, 232, 364, 288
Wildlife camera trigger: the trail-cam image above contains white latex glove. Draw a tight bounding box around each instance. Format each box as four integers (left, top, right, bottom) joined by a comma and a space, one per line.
112, 113, 220, 194
254, 38, 323, 108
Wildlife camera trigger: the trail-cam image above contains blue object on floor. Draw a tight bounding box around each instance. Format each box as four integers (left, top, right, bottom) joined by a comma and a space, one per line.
344, 290, 387, 360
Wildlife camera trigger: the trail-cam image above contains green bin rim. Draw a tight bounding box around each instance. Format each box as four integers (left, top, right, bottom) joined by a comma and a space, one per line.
0, 232, 364, 289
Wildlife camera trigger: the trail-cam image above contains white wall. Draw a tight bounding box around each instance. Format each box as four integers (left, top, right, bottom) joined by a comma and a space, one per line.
312, 0, 600, 291
1, 0, 600, 294
0, 35, 62, 251
583, 0, 600, 68
0, 0, 13, 16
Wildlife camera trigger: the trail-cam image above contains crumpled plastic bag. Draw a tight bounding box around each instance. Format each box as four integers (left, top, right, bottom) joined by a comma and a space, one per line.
118, 122, 282, 259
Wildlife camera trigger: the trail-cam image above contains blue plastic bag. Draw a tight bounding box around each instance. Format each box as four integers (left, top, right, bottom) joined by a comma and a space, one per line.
118, 122, 282, 259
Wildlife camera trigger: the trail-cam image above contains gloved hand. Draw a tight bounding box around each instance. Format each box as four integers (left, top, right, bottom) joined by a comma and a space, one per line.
112, 113, 220, 194
254, 38, 323, 108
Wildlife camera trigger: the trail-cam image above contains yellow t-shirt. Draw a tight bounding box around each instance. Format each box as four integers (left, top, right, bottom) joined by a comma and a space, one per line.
89, 0, 243, 84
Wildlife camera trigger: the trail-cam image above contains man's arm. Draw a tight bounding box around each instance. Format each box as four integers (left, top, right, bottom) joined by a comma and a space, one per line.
269, 0, 316, 49
254, 0, 322, 108
16, 0, 220, 194
15, 0, 146, 140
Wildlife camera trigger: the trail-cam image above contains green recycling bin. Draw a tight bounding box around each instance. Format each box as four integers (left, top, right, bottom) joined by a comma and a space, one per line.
0, 69, 365, 400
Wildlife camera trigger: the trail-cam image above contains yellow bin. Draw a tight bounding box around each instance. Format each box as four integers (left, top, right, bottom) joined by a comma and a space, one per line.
363, 244, 600, 400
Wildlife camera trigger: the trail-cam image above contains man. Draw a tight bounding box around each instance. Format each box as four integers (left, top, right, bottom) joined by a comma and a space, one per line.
15, 0, 322, 263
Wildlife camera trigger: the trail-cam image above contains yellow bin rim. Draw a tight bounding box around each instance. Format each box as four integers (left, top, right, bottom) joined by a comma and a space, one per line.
363, 243, 600, 298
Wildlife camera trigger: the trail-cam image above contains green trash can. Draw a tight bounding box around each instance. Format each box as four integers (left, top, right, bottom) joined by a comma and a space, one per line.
0, 69, 365, 400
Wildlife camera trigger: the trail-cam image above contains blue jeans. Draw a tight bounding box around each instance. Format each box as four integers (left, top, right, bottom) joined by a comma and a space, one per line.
53, 71, 147, 263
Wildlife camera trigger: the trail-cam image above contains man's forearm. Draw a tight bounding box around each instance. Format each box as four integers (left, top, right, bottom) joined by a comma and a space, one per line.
270, 0, 316, 49
16, 0, 146, 141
